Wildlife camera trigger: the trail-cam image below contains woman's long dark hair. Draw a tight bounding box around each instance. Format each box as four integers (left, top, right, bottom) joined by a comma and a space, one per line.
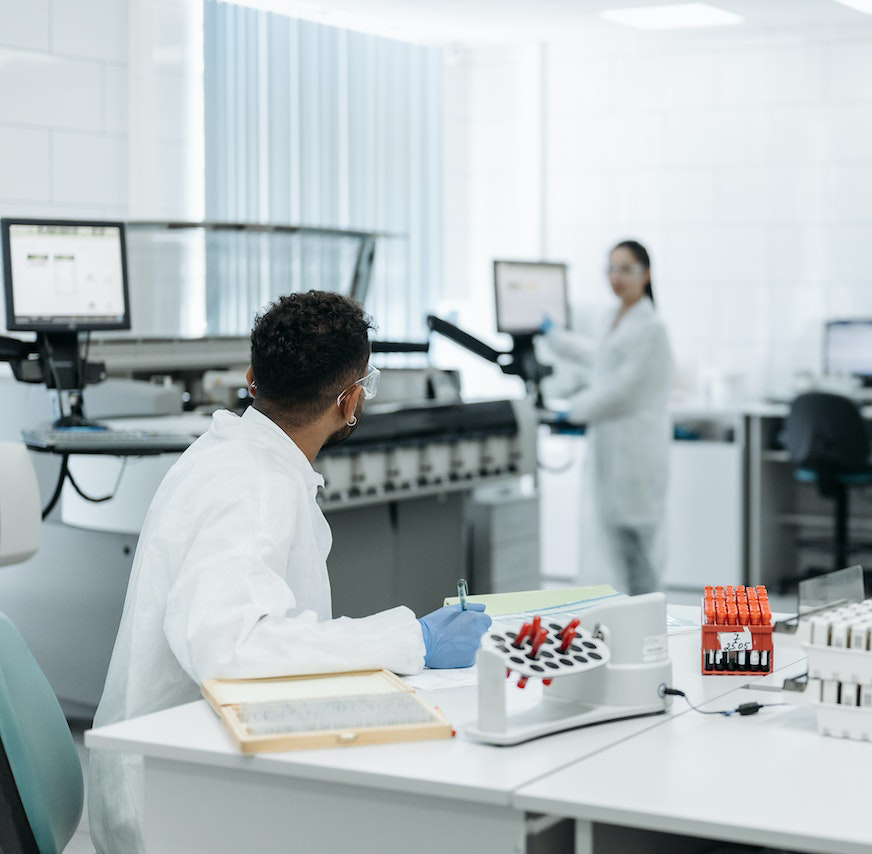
613, 240, 654, 304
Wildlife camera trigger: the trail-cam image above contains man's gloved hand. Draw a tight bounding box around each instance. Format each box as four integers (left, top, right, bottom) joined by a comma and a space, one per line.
539, 314, 554, 335
418, 603, 492, 669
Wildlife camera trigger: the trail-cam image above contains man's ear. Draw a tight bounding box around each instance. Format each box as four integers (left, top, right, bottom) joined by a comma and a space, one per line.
245, 365, 256, 396
338, 386, 362, 423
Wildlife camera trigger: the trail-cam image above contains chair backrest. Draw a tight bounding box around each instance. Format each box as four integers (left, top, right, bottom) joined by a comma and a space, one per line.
0, 612, 83, 854
785, 392, 870, 473
0, 443, 41, 567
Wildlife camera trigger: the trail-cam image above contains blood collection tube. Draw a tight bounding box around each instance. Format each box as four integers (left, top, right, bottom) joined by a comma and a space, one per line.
704, 602, 715, 625
749, 645, 760, 671
530, 627, 548, 659
512, 622, 532, 648
558, 627, 577, 654
557, 617, 580, 639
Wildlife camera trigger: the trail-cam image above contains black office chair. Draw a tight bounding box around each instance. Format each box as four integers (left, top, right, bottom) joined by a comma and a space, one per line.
784, 392, 872, 575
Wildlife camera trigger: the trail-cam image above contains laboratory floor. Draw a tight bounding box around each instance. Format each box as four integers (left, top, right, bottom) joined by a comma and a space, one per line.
70, 721, 96, 854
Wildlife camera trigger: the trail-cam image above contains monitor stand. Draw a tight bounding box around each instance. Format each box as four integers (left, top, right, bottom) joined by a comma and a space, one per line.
36, 333, 100, 428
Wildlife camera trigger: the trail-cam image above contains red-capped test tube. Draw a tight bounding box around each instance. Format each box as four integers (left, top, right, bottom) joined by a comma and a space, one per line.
529, 627, 548, 659
557, 617, 580, 639
559, 627, 577, 653
513, 622, 533, 648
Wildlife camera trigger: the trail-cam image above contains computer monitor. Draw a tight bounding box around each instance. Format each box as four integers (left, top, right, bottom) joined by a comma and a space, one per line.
494, 260, 569, 336
1, 218, 130, 422
824, 319, 872, 385
2, 218, 130, 334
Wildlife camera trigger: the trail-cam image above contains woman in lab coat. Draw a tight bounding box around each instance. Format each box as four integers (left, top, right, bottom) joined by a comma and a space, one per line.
544, 241, 673, 595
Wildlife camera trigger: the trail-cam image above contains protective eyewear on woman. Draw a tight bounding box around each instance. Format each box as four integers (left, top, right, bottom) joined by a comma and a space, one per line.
337, 365, 381, 406
607, 263, 645, 276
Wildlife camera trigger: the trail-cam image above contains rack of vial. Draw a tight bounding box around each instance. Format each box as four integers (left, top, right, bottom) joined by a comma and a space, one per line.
701, 585, 773, 675
801, 598, 872, 741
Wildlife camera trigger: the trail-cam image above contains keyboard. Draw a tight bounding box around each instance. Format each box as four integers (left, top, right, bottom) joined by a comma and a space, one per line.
22, 427, 196, 455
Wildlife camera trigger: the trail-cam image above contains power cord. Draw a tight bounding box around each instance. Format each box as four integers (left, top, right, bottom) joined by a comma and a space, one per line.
658, 685, 788, 717
41, 455, 129, 518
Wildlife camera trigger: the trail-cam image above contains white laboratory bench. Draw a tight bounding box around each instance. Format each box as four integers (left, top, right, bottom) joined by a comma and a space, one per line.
85, 607, 825, 854
517, 675, 870, 854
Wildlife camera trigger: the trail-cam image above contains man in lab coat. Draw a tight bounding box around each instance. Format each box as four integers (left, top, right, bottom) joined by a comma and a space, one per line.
88, 291, 491, 854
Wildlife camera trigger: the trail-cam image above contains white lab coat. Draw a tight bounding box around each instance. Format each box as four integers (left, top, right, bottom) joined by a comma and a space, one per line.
546, 298, 673, 589
88, 407, 425, 854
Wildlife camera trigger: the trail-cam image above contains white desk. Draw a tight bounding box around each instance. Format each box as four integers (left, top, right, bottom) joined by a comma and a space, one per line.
516, 673, 871, 854
85, 610, 809, 854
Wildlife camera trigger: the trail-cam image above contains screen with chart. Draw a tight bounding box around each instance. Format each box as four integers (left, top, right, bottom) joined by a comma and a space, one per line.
824, 319, 872, 383
494, 260, 569, 335
2, 218, 130, 333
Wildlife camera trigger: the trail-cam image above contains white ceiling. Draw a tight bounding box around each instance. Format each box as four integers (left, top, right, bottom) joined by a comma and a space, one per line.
235, 0, 872, 43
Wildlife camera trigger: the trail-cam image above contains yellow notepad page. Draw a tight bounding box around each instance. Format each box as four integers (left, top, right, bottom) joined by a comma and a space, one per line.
443, 584, 620, 617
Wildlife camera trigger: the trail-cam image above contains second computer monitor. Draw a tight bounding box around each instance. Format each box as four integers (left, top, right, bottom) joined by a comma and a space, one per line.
824, 319, 872, 385
494, 260, 569, 336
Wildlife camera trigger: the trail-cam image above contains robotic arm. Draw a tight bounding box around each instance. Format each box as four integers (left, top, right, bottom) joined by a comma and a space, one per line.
425, 315, 552, 406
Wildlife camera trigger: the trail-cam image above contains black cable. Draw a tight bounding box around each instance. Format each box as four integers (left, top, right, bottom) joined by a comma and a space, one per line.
537, 455, 575, 474
42, 454, 69, 519
66, 457, 128, 503
659, 686, 788, 717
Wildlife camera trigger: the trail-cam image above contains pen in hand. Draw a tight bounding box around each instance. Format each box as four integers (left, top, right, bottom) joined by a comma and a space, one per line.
457, 578, 468, 611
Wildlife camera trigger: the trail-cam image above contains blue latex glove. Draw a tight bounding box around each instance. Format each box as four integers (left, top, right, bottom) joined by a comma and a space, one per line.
539, 314, 554, 335
418, 603, 492, 669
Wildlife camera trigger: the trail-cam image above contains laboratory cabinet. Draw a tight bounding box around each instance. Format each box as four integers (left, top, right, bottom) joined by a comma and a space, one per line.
468, 483, 541, 595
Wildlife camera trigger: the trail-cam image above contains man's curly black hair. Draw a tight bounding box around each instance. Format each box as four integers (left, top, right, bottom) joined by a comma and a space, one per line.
250, 291, 374, 426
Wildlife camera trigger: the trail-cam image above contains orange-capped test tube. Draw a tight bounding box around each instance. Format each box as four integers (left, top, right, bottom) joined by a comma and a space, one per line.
749, 602, 761, 625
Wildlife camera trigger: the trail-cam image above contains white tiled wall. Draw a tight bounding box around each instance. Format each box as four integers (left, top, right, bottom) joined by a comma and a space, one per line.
0, 0, 203, 334
0, 1, 130, 221
442, 24, 872, 400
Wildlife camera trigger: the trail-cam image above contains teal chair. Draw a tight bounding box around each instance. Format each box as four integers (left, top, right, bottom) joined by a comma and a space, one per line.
0, 441, 83, 852
0, 611, 84, 853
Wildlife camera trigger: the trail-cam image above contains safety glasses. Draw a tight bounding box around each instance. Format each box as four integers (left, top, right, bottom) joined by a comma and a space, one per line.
337, 364, 380, 406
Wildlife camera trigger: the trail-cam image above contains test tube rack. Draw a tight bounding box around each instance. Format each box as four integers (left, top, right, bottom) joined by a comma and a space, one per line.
701, 585, 773, 675
466, 592, 672, 746
793, 598, 872, 741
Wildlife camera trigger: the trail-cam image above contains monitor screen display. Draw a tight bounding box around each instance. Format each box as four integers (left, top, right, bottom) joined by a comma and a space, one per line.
494, 260, 569, 335
824, 319, 872, 379
2, 218, 130, 333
